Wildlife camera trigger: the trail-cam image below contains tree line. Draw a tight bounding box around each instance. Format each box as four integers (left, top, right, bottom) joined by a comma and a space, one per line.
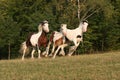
0, 0, 120, 59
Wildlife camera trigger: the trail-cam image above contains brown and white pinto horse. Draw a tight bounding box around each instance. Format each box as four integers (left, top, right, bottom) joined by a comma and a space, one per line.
45, 24, 68, 58
20, 20, 49, 60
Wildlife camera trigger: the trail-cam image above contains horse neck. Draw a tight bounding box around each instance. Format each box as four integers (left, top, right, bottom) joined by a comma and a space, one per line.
40, 29, 47, 37
78, 23, 83, 30
38, 30, 42, 35
34, 30, 42, 38
41, 30, 47, 36
78, 24, 83, 34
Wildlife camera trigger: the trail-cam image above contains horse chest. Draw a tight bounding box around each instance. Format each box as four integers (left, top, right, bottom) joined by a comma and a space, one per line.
38, 32, 48, 47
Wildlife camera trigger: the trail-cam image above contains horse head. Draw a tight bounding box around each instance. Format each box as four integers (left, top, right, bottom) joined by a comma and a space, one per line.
79, 20, 88, 32
60, 24, 67, 36
38, 20, 49, 33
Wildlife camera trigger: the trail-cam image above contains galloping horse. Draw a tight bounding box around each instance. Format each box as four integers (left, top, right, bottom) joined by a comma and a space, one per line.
45, 24, 68, 58
20, 20, 49, 60
60, 20, 88, 56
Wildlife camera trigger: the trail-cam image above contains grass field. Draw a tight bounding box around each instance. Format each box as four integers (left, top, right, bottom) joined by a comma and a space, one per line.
0, 51, 120, 80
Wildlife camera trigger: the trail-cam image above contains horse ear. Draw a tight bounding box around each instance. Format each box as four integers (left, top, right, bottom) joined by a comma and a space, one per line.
41, 22, 44, 26
83, 20, 88, 23
40, 20, 48, 26
61, 24, 67, 28
65, 24, 67, 27
43, 20, 48, 24
61, 24, 63, 27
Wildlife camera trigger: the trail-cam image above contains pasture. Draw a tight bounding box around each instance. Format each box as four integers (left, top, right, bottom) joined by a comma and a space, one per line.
0, 51, 120, 80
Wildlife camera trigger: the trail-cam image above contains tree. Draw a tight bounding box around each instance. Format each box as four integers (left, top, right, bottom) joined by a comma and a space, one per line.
0, 0, 20, 59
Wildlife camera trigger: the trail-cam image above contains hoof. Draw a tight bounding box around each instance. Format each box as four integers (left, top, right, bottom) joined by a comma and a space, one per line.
52, 56, 55, 59
38, 57, 41, 59
67, 54, 72, 56
59, 51, 65, 56
49, 54, 53, 57
42, 51, 46, 56
22, 58, 24, 60
31, 57, 35, 59
45, 55, 48, 57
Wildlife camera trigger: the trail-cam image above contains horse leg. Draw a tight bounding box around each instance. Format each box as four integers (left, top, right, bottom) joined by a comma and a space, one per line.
59, 45, 65, 56
38, 50, 41, 59
68, 46, 77, 56
37, 45, 41, 59
49, 44, 55, 56
68, 41, 80, 56
53, 46, 61, 59
45, 41, 51, 57
31, 48, 36, 59
22, 47, 27, 60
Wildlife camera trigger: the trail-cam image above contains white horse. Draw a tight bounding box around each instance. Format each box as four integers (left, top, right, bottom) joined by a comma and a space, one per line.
60, 20, 88, 56
20, 20, 49, 60
45, 24, 68, 58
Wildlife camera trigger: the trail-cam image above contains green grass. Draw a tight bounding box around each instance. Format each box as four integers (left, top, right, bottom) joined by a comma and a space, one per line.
0, 51, 120, 80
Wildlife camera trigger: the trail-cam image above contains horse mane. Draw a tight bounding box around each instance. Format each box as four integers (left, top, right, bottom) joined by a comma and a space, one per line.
38, 23, 43, 32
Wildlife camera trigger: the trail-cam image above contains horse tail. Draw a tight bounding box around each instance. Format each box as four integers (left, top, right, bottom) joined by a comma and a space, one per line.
19, 41, 30, 55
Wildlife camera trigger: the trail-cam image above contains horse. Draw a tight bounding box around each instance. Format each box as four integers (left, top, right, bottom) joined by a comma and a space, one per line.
20, 20, 49, 60
60, 20, 88, 56
45, 24, 68, 59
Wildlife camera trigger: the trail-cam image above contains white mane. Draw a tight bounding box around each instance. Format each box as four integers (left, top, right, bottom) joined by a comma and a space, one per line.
38, 24, 42, 32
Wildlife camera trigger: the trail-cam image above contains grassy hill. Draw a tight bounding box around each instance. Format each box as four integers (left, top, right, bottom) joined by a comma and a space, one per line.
0, 51, 120, 80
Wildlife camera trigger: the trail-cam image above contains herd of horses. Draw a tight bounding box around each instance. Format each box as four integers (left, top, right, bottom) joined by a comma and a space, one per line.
19, 20, 88, 60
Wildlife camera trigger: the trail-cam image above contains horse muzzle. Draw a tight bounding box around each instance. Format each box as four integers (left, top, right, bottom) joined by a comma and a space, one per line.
44, 29, 49, 33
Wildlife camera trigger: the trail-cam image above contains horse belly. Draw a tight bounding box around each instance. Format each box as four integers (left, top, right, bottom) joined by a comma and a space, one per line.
67, 34, 76, 41
55, 38, 63, 46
